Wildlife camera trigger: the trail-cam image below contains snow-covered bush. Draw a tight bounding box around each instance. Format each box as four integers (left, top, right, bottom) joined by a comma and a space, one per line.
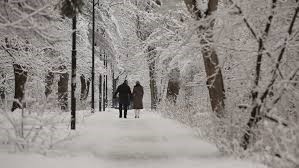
0, 106, 81, 153
157, 0, 298, 167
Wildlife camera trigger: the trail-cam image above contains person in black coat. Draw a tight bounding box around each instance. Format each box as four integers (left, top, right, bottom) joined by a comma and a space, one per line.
113, 80, 132, 118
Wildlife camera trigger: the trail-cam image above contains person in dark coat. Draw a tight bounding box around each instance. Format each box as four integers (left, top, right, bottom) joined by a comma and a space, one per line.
132, 81, 144, 118
113, 80, 132, 118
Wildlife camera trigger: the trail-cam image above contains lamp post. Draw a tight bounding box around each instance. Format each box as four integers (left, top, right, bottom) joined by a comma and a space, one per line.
105, 53, 108, 109
103, 51, 106, 111
91, 0, 99, 113
102, 51, 109, 111
71, 15, 77, 130
99, 73, 102, 111
99, 50, 102, 111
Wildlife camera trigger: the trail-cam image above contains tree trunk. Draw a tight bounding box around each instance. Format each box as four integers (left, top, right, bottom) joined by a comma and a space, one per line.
182, 65, 198, 107
202, 47, 225, 117
184, 0, 202, 19
184, 0, 225, 117
45, 71, 54, 98
135, 7, 159, 109
80, 75, 86, 101
149, 69, 158, 109
12, 64, 28, 112
112, 73, 117, 108
85, 78, 90, 100
0, 73, 5, 103
166, 68, 180, 103
58, 66, 69, 111
105, 75, 108, 108
148, 46, 158, 110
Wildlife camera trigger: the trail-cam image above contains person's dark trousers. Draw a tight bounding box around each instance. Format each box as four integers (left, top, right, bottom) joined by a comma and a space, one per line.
119, 103, 128, 118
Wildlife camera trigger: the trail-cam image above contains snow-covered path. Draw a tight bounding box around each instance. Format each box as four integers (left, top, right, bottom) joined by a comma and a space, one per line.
1, 109, 266, 168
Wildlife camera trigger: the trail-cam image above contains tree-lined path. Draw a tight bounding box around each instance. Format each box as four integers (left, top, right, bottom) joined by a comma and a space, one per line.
1, 0, 298, 167
2, 109, 266, 168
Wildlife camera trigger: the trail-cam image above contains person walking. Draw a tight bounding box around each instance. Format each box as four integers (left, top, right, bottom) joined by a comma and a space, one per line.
113, 80, 132, 118
132, 81, 144, 118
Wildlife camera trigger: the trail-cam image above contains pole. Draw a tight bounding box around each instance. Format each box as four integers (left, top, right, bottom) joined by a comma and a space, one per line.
103, 51, 106, 111
91, 0, 95, 113
103, 75, 106, 111
105, 53, 108, 108
99, 74, 102, 111
71, 15, 77, 130
99, 51, 102, 111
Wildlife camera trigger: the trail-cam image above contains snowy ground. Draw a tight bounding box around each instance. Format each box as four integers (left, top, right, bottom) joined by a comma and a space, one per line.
1, 109, 267, 168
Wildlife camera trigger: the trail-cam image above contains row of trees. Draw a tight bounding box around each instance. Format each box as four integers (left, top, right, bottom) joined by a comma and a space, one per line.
0, 0, 125, 151
113, 0, 298, 167
0, 0, 298, 167
0, 0, 122, 112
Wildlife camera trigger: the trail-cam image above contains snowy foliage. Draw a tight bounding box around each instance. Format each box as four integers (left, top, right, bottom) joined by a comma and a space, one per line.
158, 1, 299, 168
0, 0, 298, 167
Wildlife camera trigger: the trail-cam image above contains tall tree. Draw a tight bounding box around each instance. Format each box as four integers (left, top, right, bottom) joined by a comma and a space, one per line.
3, 37, 29, 112
147, 46, 159, 109
0, 73, 5, 103
45, 71, 54, 98
166, 68, 180, 103
58, 65, 69, 111
11, 64, 27, 111
80, 75, 87, 101
229, 0, 299, 150
183, 0, 225, 117
135, 1, 161, 110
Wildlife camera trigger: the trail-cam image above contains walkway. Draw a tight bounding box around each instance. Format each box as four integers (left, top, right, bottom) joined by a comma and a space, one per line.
1, 109, 266, 168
